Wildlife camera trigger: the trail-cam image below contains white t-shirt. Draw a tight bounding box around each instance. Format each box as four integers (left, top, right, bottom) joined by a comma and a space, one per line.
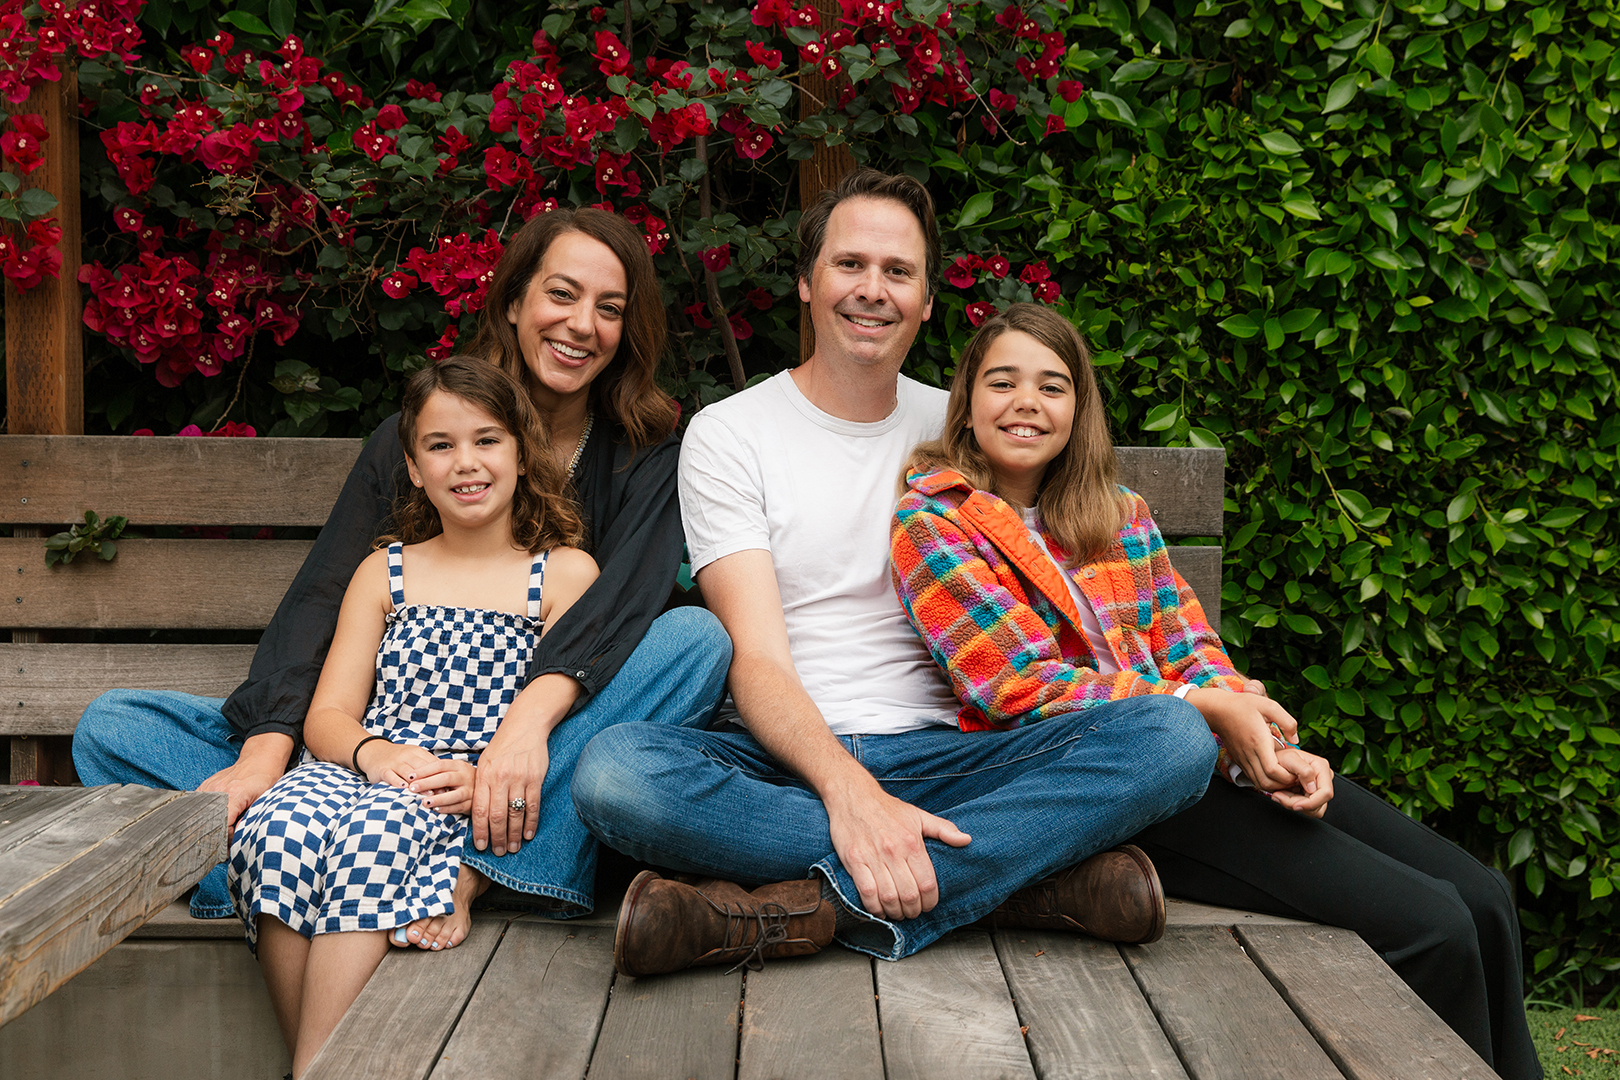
679, 370, 961, 735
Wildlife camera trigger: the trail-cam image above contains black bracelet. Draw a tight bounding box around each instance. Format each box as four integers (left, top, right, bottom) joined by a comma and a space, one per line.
352, 734, 389, 775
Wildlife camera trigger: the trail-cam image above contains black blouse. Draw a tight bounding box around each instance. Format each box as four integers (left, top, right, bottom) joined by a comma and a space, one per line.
220, 413, 685, 745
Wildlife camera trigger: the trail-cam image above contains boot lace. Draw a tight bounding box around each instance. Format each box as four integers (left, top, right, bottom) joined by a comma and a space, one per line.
719, 900, 791, 974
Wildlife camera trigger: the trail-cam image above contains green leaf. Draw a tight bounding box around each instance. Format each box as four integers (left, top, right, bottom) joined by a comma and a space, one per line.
1187, 427, 1223, 449
1539, 507, 1585, 528
1367, 205, 1399, 238
1217, 314, 1260, 339
268, 0, 295, 38
1323, 74, 1358, 113
1142, 403, 1179, 431
1446, 491, 1477, 523
1284, 613, 1324, 634
219, 10, 275, 35
16, 189, 58, 217
1139, 8, 1177, 50
1365, 40, 1394, 80
1339, 490, 1373, 519
1114, 60, 1158, 83
1507, 278, 1552, 313
1224, 17, 1253, 37
1259, 131, 1304, 156
1264, 317, 1284, 350
1280, 197, 1321, 220
1088, 93, 1137, 127
957, 191, 995, 228
1508, 828, 1535, 867
1279, 307, 1320, 333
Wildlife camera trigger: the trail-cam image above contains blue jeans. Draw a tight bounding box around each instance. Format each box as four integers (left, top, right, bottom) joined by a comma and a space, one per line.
572, 694, 1216, 960
73, 607, 731, 919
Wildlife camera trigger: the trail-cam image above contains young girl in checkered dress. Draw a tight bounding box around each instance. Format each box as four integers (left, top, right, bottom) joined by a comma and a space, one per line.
227, 356, 597, 1076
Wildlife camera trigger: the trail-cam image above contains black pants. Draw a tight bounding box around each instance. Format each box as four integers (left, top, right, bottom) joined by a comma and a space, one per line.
1130, 777, 1542, 1080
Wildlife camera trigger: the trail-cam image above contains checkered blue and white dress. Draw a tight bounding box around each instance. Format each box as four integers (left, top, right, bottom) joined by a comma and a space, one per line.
227, 542, 547, 950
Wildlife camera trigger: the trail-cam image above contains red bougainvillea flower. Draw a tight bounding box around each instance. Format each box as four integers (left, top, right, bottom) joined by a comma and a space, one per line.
196, 123, 259, 175
745, 40, 783, 69
747, 287, 774, 310
1019, 260, 1051, 285
375, 103, 407, 130
113, 206, 144, 234
26, 217, 61, 246
593, 151, 641, 196
751, 0, 793, 28
589, 5, 607, 20
966, 300, 1000, 327
1034, 281, 1062, 304
685, 301, 712, 329
426, 323, 459, 362
406, 80, 441, 101
700, 245, 732, 272
181, 45, 213, 74
1058, 80, 1086, 102
3, 240, 61, 289
381, 271, 417, 298
946, 254, 983, 289
1, 112, 47, 172
1044, 114, 1066, 137
353, 121, 397, 163
987, 88, 1018, 113
728, 312, 754, 340
733, 121, 773, 159
594, 31, 630, 77
986, 254, 1011, 279
483, 145, 533, 189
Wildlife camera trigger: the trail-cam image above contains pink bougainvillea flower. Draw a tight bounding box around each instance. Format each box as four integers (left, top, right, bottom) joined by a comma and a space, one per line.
986, 254, 1011, 279
1058, 80, 1086, 102
946, 254, 983, 289
747, 287, 774, 310
1019, 260, 1051, 284
700, 245, 732, 272
1034, 281, 1062, 304
965, 300, 1000, 327
375, 103, 407, 131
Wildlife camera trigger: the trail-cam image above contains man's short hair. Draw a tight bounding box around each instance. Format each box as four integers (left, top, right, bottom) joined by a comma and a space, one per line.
797, 168, 942, 300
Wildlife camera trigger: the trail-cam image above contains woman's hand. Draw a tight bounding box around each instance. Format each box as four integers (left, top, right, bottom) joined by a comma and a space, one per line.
357, 739, 443, 789
1267, 747, 1335, 818
469, 672, 579, 855
1184, 686, 1302, 793
410, 759, 479, 816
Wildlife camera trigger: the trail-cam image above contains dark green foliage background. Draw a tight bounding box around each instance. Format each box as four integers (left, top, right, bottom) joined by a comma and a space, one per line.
71, 0, 1620, 998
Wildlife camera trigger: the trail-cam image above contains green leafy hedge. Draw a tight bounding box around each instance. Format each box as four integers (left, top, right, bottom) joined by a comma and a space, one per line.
70, 0, 1620, 998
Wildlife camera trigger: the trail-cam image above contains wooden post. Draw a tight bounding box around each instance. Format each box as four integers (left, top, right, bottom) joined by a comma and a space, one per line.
6, 67, 81, 784
797, 0, 856, 364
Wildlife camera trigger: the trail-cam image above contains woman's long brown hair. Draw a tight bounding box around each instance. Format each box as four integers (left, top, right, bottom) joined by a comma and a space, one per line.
465, 207, 677, 451
905, 303, 1128, 564
382, 356, 586, 554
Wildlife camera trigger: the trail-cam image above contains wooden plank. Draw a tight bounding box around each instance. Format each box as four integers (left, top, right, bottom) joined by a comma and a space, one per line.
0, 643, 257, 734
129, 899, 242, 940
2, 435, 363, 527
589, 965, 743, 1080
0, 786, 226, 1025
303, 914, 509, 1080
1165, 898, 1310, 928
1121, 927, 1342, 1080
430, 919, 614, 1080
738, 946, 883, 1080
4, 70, 82, 437
875, 930, 1035, 1080
0, 784, 100, 853
1166, 545, 1223, 632
993, 930, 1188, 1080
1237, 925, 1496, 1080
1116, 447, 1224, 537
2, 538, 312, 629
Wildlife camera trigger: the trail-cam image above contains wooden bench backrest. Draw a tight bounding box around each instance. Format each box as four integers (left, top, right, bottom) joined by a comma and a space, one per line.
2, 436, 1224, 737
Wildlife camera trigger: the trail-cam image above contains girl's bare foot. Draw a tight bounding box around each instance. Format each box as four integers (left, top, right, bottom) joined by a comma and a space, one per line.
394, 865, 489, 951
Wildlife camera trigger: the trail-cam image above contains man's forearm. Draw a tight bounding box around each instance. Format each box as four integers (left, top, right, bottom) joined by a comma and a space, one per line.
728, 651, 880, 804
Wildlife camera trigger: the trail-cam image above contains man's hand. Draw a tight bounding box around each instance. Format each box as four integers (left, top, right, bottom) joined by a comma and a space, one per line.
198, 732, 294, 833
825, 778, 970, 921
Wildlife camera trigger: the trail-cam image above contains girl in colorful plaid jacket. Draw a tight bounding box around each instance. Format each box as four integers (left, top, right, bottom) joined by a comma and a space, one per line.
889, 303, 1539, 1080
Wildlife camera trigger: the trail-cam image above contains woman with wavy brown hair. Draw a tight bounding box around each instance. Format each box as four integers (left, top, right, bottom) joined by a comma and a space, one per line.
75, 207, 731, 926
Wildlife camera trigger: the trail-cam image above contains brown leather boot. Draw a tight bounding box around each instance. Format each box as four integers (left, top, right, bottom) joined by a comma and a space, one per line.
976, 845, 1166, 944
612, 871, 837, 977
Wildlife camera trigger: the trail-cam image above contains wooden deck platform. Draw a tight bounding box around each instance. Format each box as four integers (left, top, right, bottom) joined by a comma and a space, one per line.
299, 897, 1496, 1080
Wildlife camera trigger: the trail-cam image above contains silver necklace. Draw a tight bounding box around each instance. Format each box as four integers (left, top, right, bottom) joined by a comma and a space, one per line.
565, 411, 594, 478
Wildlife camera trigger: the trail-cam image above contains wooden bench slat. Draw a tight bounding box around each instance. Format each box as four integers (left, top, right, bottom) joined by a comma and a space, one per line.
1167, 545, 1223, 632
303, 914, 510, 1080
0, 786, 99, 845
738, 947, 884, 1080
0, 786, 149, 887
3, 435, 363, 527
430, 919, 614, 1080
992, 930, 1189, 1080
1236, 925, 1496, 1080
589, 966, 743, 1080
1, 644, 257, 734
0, 786, 225, 1026
1116, 448, 1224, 537
3, 538, 312, 629
875, 930, 1036, 1080
1122, 927, 1344, 1080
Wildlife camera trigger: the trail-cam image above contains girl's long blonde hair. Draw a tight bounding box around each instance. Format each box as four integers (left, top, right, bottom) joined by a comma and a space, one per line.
382, 356, 586, 553
906, 303, 1128, 564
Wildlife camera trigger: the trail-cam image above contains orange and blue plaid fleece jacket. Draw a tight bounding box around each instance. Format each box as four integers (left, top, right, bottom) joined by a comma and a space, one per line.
891, 466, 1247, 732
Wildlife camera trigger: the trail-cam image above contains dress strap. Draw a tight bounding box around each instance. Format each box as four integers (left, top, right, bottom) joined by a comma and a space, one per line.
527, 550, 550, 619
386, 542, 406, 610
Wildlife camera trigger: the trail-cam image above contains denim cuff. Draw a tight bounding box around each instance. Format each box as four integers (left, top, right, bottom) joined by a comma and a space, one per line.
812, 857, 904, 961
189, 863, 235, 919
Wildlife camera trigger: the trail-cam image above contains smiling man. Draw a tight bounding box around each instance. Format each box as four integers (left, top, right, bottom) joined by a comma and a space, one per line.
571, 169, 1217, 974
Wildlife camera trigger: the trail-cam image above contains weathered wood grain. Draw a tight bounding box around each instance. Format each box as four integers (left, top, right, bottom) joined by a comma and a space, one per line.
129, 899, 242, 940
1165, 898, 1310, 928
303, 914, 510, 1080
2, 435, 363, 526
876, 930, 1035, 1080
430, 919, 615, 1080
0, 784, 96, 845
0, 644, 257, 734
1237, 925, 1495, 1080
589, 965, 743, 1080
993, 930, 1188, 1080
0, 785, 226, 1025
738, 946, 883, 1080
1116, 448, 1224, 537
1122, 927, 1343, 1080
3, 538, 311, 629
1165, 545, 1223, 632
